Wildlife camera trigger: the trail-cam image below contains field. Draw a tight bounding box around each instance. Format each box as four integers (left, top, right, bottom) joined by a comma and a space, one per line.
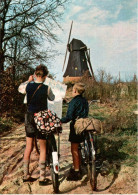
62, 95, 138, 193
0, 75, 137, 193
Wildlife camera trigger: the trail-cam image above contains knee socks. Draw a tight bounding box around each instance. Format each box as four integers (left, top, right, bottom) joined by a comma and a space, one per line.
23, 160, 46, 180
23, 160, 30, 178
39, 161, 46, 181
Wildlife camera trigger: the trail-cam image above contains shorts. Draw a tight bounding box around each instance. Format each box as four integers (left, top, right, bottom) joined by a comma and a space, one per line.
25, 111, 47, 140
69, 122, 84, 143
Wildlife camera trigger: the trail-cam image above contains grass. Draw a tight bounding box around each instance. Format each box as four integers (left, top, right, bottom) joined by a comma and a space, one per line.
62, 99, 137, 172
62, 103, 68, 117
97, 133, 137, 166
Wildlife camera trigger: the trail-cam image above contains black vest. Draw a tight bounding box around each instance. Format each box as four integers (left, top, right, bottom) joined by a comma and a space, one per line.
26, 82, 48, 113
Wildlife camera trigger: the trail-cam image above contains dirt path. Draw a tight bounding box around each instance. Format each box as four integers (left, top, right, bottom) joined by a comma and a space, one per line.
0, 124, 137, 194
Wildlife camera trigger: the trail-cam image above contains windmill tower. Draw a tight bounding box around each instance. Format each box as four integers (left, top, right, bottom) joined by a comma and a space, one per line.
62, 22, 95, 83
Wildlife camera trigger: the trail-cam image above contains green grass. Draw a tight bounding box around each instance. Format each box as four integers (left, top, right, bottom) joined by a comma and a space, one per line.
89, 103, 109, 121
62, 100, 137, 175
62, 103, 68, 117
96, 132, 137, 170
130, 103, 137, 112
89, 112, 108, 121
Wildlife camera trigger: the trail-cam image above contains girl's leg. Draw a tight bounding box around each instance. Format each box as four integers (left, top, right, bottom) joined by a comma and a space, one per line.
23, 137, 34, 178
38, 139, 46, 181
71, 143, 80, 171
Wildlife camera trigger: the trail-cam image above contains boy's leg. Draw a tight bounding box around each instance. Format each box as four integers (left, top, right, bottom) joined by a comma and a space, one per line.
71, 143, 80, 171
67, 142, 82, 181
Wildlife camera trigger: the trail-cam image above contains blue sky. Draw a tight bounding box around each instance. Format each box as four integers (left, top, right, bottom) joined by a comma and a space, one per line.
48, 0, 137, 82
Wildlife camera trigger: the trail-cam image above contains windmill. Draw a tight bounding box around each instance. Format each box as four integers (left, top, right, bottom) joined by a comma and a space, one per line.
62, 21, 95, 83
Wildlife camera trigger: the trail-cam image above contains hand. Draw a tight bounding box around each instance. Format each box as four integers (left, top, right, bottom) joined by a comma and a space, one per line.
28, 75, 34, 82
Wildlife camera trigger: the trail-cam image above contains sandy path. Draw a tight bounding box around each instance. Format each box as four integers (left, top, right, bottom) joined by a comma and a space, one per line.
0, 123, 137, 194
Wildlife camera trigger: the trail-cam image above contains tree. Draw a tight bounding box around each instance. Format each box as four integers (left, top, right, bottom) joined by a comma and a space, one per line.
0, 0, 69, 115
0, 0, 68, 73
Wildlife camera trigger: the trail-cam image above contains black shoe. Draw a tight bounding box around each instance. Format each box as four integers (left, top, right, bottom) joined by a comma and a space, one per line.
69, 167, 82, 174
23, 176, 37, 182
69, 167, 75, 174
39, 178, 52, 186
67, 170, 82, 181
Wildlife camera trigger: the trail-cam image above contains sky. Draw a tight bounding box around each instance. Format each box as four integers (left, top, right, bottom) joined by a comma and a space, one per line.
48, 0, 137, 82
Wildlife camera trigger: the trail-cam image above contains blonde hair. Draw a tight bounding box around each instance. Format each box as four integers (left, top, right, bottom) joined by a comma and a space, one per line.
73, 82, 85, 95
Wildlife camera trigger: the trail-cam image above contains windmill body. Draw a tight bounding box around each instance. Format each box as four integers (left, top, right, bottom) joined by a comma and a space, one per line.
63, 38, 92, 83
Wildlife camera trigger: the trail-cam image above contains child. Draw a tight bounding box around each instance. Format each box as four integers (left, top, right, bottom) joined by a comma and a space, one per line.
61, 82, 89, 181
18, 64, 55, 185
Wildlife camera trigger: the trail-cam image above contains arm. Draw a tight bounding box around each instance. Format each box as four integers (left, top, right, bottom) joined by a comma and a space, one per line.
18, 75, 34, 94
48, 86, 55, 101
61, 100, 75, 123
18, 81, 29, 94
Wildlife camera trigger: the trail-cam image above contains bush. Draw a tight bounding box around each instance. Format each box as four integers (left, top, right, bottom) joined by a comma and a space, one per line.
79, 70, 137, 102
102, 100, 137, 134
0, 117, 14, 134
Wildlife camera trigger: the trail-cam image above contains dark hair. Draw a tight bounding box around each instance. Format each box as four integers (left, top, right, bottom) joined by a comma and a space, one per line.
35, 64, 49, 77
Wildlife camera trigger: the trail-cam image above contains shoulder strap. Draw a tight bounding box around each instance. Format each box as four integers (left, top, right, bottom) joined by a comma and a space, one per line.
28, 83, 43, 106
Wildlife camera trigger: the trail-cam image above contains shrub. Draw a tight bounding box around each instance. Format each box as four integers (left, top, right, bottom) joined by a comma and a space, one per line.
103, 100, 137, 134
79, 69, 137, 102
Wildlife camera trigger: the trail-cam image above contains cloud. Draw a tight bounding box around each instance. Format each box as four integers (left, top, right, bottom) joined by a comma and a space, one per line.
66, 5, 83, 21
72, 7, 109, 24
111, 5, 123, 19
71, 19, 137, 53
49, 0, 137, 81
50, 18, 137, 81
71, 5, 83, 15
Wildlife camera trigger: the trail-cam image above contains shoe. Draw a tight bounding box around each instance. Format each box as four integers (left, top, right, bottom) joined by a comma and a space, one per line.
23, 176, 37, 182
39, 178, 52, 186
67, 170, 82, 181
69, 167, 75, 174
69, 167, 82, 174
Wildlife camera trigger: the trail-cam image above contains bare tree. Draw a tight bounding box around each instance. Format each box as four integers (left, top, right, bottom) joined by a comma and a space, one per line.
0, 0, 69, 72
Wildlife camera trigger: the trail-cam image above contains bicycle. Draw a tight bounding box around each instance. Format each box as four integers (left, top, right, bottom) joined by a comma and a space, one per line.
79, 100, 100, 191
35, 132, 60, 193
79, 130, 97, 191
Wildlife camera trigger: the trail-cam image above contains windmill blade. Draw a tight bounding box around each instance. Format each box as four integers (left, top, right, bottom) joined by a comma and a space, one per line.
62, 21, 73, 72
62, 47, 68, 72
85, 50, 96, 82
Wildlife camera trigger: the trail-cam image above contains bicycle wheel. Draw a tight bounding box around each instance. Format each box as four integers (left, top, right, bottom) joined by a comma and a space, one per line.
48, 135, 59, 193
50, 164, 59, 193
87, 161, 96, 191
86, 133, 97, 191
51, 166, 59, 194
79, 142, 86, 166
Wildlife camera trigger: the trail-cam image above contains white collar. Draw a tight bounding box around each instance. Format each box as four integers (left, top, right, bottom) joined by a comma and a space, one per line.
34, 81, 43, 83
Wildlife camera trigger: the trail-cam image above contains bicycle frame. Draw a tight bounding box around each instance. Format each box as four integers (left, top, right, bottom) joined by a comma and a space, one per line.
88, 132, 96, 161
46, 133, 60, 193
46, 133, 60, 173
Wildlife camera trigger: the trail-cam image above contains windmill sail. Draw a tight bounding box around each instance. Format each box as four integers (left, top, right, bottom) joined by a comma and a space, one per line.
62, 21, 73, 72
85, 50, 95, 81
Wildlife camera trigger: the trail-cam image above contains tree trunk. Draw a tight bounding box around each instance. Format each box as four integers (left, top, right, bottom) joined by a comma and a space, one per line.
12, 39, 18, 83
0, 28, 4, 72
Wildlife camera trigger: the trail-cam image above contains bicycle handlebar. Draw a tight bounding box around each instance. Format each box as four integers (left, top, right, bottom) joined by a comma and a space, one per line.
89, 100, 100, 106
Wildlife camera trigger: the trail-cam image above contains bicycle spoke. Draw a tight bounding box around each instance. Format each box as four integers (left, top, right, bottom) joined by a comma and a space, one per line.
84, 132, 97, 191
